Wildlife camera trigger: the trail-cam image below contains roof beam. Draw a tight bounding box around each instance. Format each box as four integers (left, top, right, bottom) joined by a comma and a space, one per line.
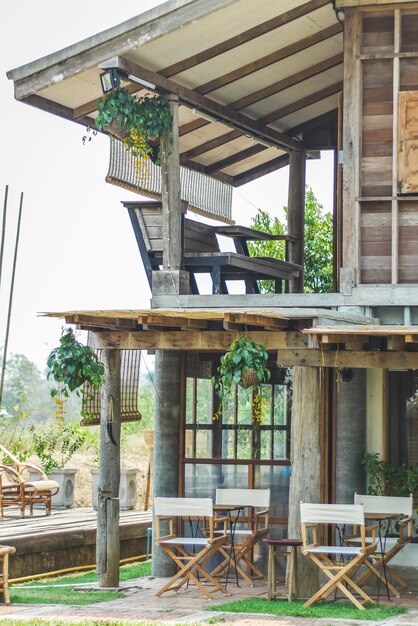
232, 154, 290, 186
161, 0, 332, 78
260, 81, 343, 126
234, 53, 343, 112
181, 112, 336, 168
196, 23, 343, 96
113, 56, 301, 151
202, 145, 268, 174
178, 59, 342, 149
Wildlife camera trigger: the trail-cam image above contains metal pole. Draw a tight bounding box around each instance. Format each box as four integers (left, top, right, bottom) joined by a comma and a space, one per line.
0, 192, 24, 409
0, 185, 9, 296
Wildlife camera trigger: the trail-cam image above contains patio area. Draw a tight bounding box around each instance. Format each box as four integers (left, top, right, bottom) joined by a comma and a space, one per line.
1, 576, 418, 625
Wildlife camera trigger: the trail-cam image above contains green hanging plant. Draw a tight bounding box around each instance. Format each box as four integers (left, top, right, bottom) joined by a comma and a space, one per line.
212, 337, 271, 423
47, 329, 105, 422
94, 86, 172, 167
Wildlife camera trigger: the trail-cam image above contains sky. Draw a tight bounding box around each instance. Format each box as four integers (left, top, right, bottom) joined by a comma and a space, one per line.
0, 0, 334, 371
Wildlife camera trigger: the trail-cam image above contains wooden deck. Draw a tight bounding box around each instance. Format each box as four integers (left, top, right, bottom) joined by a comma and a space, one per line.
0, 507, 152, 579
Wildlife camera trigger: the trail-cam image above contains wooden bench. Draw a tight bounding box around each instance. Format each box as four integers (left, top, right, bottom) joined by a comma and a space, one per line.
124, 201, 301, 295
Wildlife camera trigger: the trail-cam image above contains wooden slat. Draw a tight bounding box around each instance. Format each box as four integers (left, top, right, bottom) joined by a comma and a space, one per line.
160, 0, 331, 78
392, 9, 400, 284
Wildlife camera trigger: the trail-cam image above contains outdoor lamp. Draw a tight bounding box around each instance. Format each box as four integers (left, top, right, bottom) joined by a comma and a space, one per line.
100, 68, 120, 93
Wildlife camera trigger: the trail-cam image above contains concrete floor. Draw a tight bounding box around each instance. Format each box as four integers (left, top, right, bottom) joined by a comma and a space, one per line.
1, 576, 418, 625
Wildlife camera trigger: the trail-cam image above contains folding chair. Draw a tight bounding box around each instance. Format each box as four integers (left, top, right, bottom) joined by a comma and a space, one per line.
210, 488, 270, 587
350, 493, 414, 596
154, 496, 228, 599
300, 502, 377, 610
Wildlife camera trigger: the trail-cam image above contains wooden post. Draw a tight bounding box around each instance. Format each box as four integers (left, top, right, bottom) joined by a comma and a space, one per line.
96, 348, 121, 589
288, 149, 306, 293
287, 366, 321, 598
153, 93, 189, 295
161, 94, 182, 271
341, 8, 361, 284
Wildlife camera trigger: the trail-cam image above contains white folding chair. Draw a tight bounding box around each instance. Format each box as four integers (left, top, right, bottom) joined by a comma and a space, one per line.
300, 502, 377, 610
210, 488, 270, 586
350, 493, 414, 595
154, 496, 228, 599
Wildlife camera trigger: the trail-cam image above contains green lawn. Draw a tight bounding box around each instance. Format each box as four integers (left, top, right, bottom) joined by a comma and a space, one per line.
208, 597, 408, 621
10, 560, 152, 605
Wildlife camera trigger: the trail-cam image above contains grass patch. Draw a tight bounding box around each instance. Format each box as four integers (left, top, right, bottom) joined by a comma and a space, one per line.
208, 597, 408, 621
10, 560, 152, 605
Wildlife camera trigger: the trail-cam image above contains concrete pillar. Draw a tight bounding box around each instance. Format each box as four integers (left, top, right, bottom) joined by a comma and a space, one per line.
335, 368, 366, 502
152, 350, 181, 577
288, 366, 321, 598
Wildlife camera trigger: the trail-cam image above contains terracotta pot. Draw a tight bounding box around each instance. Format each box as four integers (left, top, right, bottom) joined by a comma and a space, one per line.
239, 368, 260, 389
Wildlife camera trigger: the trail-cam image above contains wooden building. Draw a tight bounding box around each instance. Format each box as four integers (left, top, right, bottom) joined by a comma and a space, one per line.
7, 0, 418, 590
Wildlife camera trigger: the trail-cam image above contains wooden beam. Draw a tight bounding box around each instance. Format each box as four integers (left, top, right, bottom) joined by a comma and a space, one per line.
223, 312, 290, 330
89, 331, 309, 351
336, 0, 416, 7
66, 314, 138, 331
260, 81, 343, 126
233, 54, 344, 113
139, 314, 208, 330
277, 349, 418, 368
161, 0, 331, 78
288, 149, 306, 293
182, 112, 336, 175
203, 144, 267, 174
115, 56, 302, 151
387, 335, 405, 350
195, 23, 343, 96
233, 154, 290, 186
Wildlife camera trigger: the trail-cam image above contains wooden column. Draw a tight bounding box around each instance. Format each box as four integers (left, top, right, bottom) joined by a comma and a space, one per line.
341, 8, 361, 289
96, 348, 121, 589
287, 366, 321, 597
153, 94, 189, 295
288, 149, 306, 293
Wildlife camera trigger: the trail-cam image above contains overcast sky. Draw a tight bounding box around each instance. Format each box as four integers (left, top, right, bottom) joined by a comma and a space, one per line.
1, 0, 333, 371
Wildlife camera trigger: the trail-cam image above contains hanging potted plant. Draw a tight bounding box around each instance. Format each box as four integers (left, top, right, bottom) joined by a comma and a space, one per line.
94, 86, 172, 168
47, 328, 105, 419
212, 337, 270, 420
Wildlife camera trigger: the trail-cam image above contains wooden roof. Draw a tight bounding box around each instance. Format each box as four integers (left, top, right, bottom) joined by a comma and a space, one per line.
42, 306, 376, 332
7, 0, 342, 186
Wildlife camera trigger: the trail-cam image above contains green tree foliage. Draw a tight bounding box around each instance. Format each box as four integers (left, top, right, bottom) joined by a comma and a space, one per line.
248, 186, 333, 293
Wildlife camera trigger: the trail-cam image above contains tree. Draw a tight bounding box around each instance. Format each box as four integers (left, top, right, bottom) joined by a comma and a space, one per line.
248, 186, 333, 293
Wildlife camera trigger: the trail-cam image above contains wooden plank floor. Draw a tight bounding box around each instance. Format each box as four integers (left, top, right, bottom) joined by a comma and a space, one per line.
0, 507, 152, 541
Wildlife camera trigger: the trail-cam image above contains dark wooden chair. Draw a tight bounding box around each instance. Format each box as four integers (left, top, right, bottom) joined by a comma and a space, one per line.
124, 201, 301, 294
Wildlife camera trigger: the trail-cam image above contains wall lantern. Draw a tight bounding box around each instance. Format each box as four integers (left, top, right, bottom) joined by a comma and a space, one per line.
100, 68, 120, 93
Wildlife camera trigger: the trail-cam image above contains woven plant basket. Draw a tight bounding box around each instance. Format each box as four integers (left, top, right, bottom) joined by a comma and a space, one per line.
108, 121, 130, 140
239, 368, 260, 389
